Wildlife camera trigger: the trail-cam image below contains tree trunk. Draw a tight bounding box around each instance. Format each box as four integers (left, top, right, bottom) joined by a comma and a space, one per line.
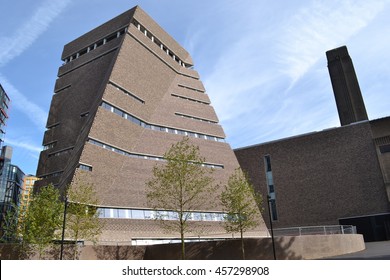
240, 228, 245, 260
180, 223, 185, 260
73, 228, 79, 260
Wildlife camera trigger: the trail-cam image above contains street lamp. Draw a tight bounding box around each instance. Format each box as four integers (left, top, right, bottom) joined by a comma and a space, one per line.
60, 195, 68, 260
267, 195, 276, 260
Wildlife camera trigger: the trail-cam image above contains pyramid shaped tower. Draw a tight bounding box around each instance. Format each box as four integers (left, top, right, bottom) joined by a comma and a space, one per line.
36, 6, 267, 242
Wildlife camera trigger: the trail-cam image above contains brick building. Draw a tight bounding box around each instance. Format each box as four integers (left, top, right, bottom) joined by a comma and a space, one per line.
18, 175, 39, 216
235, 46, 390, 241
35, 6, 267, 244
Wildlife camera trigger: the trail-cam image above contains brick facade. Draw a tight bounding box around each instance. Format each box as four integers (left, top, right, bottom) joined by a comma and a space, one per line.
35, 6, 268, 242
235, 120, 390, 236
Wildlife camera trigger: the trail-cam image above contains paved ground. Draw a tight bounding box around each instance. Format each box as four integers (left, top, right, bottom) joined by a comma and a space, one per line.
325, 241, 390, 260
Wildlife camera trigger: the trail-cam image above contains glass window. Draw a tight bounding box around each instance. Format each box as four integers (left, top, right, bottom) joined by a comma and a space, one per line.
157, 211, 170, 220
270, 200, 278, 221
169, 211, 179, 220
379, 144, 390, 154
112, 209, 119, 218
265, 155, 272, 172
113, 107, 122, 116
203, 213, 213, 221
193, 212, 202, 221
131, 117, 141, 126
144, 210, 156, 219
118, 209, 128, 219
79, 48, 87, 56
185, 212, 194, 221
95, 141, 104, 147
219, 213, 226, 221
106, 33, 117, 43
131, 209, 144, 219
266, 172, 273, 186
79, 164, 92, 171
211, 213, 219, 221
104, 208, 112, 218
102, 102, 111, 110
98, 208, 105, 218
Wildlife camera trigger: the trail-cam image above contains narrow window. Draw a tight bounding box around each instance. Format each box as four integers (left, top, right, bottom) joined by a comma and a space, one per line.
270, 200, 278, 220
379, 144, 390, 154
43, 141, 57, 150
265, 155, 272, 171
78, 163, 92, 172
80, 112, 89, 118
264, 155, 278, 221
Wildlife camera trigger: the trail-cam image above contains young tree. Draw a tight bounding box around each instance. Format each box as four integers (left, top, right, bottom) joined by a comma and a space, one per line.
146, 137, 214, 259
0, 206, 31, 259
65, 181, 103, 259
0, 204, 19, 243
221, 168, 263, 260
21, 184, 64, 259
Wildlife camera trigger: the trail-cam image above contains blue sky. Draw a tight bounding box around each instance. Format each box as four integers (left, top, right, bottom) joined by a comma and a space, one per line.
1, 0, 389, 175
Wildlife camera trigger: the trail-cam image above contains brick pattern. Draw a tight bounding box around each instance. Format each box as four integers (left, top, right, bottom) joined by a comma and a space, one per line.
35, 6, 268, 241
235, 121, 390, 229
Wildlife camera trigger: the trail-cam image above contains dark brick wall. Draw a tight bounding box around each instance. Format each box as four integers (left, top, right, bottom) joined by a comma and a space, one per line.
62, 8, 136, 59
370, 117, 390, 201
36, 49, 119, 179
235, 121, 390, 229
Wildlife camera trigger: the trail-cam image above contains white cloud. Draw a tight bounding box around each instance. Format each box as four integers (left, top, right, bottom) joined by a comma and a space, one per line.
4, 138, 42, 154
277, 0, 387, 84
0, 1, 69, 130
191, 0, 389, 148
0, 0, 71, 67
0, 74, 47, 129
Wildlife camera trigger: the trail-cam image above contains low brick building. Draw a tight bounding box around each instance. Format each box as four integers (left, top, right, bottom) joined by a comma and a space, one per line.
235, 46, 390, 241
235, 118, 390, 241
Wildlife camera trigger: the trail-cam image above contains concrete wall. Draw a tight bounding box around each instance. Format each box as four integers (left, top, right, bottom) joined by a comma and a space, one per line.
0, 234, 364, 260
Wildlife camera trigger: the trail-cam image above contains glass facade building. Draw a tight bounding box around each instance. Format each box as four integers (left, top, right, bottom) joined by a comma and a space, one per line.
0, 84, 10, 146
0, 146, 25, 237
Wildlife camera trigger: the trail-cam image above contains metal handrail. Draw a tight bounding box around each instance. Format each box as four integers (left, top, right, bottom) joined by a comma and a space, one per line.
270, 225, 356, 237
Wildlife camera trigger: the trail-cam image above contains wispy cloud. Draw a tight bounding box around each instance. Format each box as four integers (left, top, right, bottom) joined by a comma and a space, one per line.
0, 0, 71, 67
0, 74, 47, 129
0, 0, 70, 130
277, 0, 387, 85
190, 0, 388, 148
4, 138, 42, 154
